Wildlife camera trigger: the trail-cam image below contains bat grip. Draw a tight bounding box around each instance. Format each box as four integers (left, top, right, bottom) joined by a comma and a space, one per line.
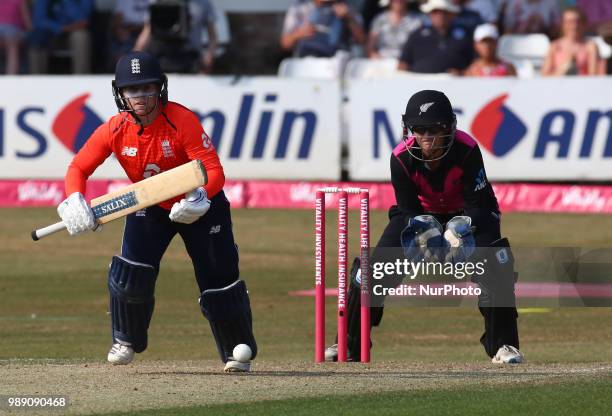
31, 221, 66, 241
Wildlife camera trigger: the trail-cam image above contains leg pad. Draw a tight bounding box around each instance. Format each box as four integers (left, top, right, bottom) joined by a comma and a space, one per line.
108, 256, 157, 353
473, 238, 520, 357
199, 280, 257, 363
474, 238, 517, 308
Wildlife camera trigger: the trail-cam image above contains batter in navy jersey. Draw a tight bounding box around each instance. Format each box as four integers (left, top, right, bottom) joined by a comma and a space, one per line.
326, 90, 524, 364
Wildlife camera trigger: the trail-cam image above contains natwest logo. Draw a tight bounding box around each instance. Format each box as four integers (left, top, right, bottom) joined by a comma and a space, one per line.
52, 93, 103, 153
471, 94, 526, 157
470, 93, 612, 159
0, 92, 104, 161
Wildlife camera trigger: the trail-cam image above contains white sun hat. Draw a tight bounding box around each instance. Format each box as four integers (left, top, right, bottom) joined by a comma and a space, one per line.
420, 0, 460, 14
474, 23, 500, 42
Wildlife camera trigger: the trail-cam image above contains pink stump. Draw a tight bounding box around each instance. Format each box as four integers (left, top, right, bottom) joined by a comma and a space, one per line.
314, 191, 325, 362
359, 190, 371, 363
337, 190, 348, 362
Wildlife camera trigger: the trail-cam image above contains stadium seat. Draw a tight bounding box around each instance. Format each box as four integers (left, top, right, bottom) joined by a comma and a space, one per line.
498, 34, 550, 70
509, 59, 536, 78
278, 52, 349, 80
344, 58, 399, 79
590, 36, 612, 60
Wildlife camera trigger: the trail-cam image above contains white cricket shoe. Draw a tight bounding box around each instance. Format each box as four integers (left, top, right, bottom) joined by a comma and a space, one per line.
324, 343, 356, 362
224, 360, 251, 372
492, 345, 524, 364
107, 343, 135, 365
324, 343, 338, 361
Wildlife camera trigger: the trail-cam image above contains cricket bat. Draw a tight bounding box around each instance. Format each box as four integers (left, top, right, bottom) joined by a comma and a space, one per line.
31, 160, 207, 241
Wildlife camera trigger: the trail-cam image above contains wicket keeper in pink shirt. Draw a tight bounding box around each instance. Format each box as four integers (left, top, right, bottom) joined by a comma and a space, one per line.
326, 90, 524, 364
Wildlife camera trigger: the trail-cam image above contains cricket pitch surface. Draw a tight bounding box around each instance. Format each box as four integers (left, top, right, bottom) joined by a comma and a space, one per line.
2, 360, 610, 415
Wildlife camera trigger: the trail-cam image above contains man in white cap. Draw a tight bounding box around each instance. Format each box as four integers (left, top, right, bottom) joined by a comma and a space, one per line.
398, 0, 474, 73
464, 23, 517, 76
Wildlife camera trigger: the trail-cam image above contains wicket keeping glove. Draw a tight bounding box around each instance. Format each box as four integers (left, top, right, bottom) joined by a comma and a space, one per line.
400, 215, 445, 262
57, 192, 98, 235
443, 216, 476, 264
169, 187, 211, 224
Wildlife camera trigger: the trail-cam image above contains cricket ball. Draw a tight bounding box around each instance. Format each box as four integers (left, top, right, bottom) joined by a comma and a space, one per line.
232, 344, 252, 362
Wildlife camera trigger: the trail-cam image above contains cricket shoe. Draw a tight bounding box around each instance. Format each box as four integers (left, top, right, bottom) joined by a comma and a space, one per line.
107, 342, 135, 365
224, 360, 251, 373
492, 345, 524, 364
324, 344, 355, 362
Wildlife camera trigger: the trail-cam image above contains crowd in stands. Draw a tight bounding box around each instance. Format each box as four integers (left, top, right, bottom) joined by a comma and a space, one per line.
0, 0, 611, 76
0, 0, 219, 75
280, 0, 612, 76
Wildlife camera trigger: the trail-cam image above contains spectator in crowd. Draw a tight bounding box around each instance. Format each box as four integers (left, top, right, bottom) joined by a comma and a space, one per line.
398, 0, 474, 74
463, 0, 501, 23
500, 0, 561, 38
28, 0, 94, 74
0, 0, 31, 74
451, 0, 484, 33
464, 23, 517, 76
361, 0, 423, 32
110, 0, 148, 63
576, 0, 612, 33
367, 0, 425, 59
281, 0, 366, 57
579, 0, 612, 75
541, 6, 599, 76
135, 0, 218, 73
362, 0, 386, 32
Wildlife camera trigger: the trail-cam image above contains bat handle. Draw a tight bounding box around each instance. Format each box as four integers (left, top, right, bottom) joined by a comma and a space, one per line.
31, 221, 66, 241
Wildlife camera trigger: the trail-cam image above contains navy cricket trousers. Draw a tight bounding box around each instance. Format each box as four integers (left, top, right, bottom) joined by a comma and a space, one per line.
120, 191, 239, 292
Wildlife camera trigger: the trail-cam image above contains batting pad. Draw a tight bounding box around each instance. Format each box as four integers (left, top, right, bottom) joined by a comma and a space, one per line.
199, 280, 257, 363
108, 256, 157, 353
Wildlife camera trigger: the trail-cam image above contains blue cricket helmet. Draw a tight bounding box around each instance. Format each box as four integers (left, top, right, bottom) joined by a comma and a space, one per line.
112, 51, 168, 112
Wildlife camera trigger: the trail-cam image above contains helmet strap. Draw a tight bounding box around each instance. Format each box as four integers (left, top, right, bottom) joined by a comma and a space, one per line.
403, 130, 456, 162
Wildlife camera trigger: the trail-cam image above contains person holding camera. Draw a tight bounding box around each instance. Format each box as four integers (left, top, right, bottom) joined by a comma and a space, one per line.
135, 0, 217, 74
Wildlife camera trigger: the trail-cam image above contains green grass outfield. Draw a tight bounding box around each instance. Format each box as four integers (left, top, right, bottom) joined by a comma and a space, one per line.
98, 380, 612, 416
0, 208, 611, 415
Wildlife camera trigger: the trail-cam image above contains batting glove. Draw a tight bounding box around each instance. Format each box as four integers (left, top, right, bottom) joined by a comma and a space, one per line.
169, 188, 211, 224
57, 192, 97, 235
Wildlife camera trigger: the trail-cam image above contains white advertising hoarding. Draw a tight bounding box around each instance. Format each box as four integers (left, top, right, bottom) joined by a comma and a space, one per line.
348, 77, 612, 181
0, 76, 341, 180
3, 75, 611, 182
